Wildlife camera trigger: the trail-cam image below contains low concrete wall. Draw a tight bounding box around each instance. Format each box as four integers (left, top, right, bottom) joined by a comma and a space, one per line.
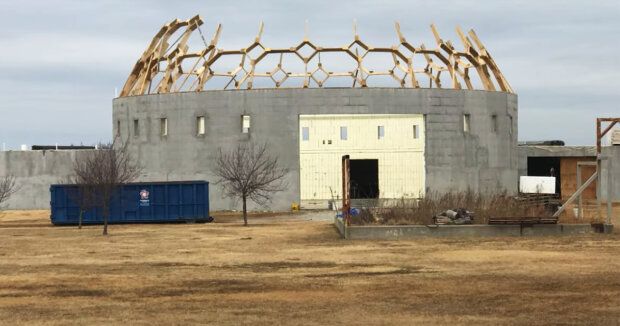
0, 150, 93, 210
334, 217, 595, 239
1, 150, 69, 210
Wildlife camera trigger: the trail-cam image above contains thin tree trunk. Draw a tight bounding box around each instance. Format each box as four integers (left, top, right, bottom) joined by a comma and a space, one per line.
102, 202, 108, 235
78, 208, 84, 229
242, 195, 248, 226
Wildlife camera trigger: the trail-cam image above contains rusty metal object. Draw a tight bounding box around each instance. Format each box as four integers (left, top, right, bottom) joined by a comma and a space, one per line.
342, 155, 351, 226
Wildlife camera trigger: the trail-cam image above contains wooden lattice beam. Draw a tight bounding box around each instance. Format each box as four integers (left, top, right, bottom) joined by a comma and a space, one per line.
119, 16, 514, 97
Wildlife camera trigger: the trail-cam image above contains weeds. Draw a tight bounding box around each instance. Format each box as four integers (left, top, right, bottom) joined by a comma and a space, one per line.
350, 190, 554, 225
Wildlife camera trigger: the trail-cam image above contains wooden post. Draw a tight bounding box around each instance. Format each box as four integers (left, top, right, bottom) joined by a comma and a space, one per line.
342, 155, 351, 226
577, 163, 582, 219
608, 157, 613, 225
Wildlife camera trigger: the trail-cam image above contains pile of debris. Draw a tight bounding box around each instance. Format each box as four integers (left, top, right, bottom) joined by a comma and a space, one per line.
433, 209, 474, 225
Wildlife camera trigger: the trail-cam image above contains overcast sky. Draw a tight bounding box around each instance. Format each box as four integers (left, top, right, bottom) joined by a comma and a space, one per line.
0, 0, 618, 149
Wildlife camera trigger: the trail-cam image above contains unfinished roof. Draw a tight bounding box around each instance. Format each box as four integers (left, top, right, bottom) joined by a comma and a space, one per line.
120, 15, 513, 97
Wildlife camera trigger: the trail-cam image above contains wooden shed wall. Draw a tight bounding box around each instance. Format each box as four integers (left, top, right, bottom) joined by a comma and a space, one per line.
560, 157, 597, 200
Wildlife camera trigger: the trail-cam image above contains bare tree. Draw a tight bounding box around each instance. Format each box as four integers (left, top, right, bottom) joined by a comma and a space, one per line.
73, 141, 141, 235
214, 143, 289, 226
62, 175, 97, 229
0, 175, 18, 208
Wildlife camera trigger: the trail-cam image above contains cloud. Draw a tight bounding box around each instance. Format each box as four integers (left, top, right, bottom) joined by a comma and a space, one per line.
0, 78, 112, 148
0, 33, 143, 74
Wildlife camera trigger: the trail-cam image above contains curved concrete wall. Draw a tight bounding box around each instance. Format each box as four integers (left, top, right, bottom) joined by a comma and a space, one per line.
113, 88, 519, 211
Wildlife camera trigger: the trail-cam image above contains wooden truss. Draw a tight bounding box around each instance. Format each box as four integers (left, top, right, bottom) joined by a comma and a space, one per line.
597, 118, 620, 154
120, 15, 513, 97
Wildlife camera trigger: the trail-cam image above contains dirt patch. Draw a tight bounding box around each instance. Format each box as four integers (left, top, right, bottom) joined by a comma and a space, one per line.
137, 279, 283, 297
147, 262, 202, 267
211, 210, 294, 223
0, 292, 28, 298
307, 267, 423, 278
231, 261, 339, 271
52, 289, 107, 297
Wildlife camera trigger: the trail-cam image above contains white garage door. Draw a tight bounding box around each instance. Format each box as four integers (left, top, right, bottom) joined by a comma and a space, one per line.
299, 114, 425, 201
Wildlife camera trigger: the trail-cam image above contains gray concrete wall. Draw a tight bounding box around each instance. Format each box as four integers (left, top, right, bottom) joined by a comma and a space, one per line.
114, 88, 518, 211
601, 146, 620, 200
0, 150, 90, 209
334, 217, 595, 239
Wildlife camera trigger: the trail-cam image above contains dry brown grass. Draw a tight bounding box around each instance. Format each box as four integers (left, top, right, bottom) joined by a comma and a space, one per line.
1, 210, 620, 325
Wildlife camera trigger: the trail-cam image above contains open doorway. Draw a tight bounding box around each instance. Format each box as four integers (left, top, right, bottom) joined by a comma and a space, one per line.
527, 157, 561, 196
350, 159, 379, 198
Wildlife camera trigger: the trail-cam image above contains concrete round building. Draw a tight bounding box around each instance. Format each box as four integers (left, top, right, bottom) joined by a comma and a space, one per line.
113, 15, 518, 210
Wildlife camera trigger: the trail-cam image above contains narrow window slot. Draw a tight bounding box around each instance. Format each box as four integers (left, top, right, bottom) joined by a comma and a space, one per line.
133, 119, 139, 136
463, 114, 470, 133
242, 115, 250, 133
197, 116, 205, 135
161, 118, 168, 136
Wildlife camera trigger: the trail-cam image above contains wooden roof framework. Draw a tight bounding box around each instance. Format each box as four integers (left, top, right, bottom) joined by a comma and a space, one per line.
120, 15, 513, 97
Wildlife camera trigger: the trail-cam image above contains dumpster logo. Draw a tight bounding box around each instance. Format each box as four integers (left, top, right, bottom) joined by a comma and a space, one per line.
139, 189, 150, 206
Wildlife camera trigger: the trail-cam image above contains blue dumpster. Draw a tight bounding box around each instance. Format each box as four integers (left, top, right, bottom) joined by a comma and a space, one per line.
50, 181, 211, 225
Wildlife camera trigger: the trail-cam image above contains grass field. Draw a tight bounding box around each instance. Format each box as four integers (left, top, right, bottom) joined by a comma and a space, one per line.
1, 210, 620, 325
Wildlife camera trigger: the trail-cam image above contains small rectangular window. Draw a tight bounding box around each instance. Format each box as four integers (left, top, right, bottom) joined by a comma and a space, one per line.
378, 126, 384, 139
133, 119, 139, 136
242, 115, 250, 133
491, 114, 497, 133
463, 114, 470, 133
301, 127, 309, 141
340, 126, 347, 140
160, 118, 168, 136
413, 125, 419, 139
116, 120, 121, 136
508, 115, 513, 135
197, 116, 205, 135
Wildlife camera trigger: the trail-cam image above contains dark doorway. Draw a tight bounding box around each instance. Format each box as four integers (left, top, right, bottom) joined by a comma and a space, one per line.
350, 159, 379, 198
527, 157, 561, 196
